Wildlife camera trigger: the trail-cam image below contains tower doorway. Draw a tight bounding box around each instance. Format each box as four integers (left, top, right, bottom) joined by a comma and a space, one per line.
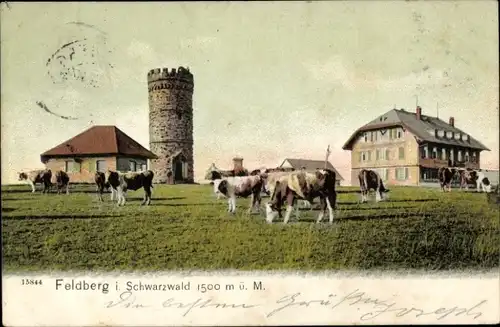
172, 153, 188, 183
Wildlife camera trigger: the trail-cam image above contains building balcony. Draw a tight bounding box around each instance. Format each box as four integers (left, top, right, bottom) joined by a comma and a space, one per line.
419, 158, 448, 168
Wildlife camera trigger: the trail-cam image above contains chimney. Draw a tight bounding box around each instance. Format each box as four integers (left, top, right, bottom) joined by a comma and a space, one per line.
449, 117, 455, 127
233, 157, 243, 171
416, 106, 422, 120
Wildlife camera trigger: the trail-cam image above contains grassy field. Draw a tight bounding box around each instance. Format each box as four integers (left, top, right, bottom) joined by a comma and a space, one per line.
2, 183, 499, 273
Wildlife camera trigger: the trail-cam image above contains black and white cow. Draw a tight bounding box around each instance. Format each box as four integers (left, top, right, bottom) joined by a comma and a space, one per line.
18, 169, 52, 193
54, 170, 70, 195
94, 171, 116, 202
459, 169, 492, 193
104, 170, 154, 206
358, 169, 390, 203
264, 169, 337, 224
438, 167, 458, 192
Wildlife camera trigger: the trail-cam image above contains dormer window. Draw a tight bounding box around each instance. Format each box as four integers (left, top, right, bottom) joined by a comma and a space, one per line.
363, 132, 368, 142
454, 132, 461, 140
446, 131, 453, 139
396, 128, 403, 139
437, 130, 445, 137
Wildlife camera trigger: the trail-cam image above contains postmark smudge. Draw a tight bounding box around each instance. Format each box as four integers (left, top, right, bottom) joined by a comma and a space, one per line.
36, 101, 79, 120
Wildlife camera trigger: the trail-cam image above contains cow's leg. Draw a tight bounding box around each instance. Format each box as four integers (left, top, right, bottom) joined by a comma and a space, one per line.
247, 194, 255, 214
283, 193, 295, 224
326, 193, 336, 224
294, 199, 300, 221
265, 202, 277, 224
145, 187, 152, 205
121, 189, 127, 206
66, 184, 70, 195
28, 180, 36, 193
316, 197, 327, 223
375, 189, 382, 202
231, 195, 237, 213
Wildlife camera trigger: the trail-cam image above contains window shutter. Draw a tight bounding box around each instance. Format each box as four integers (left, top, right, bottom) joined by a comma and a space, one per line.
376, 150, 380, 160
367, 151, 371, 161
405, 167, 409, 179
358, 152, 362, 163
386, 149, 390, 160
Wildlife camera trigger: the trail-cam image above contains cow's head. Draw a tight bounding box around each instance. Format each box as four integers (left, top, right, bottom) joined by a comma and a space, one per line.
18, 172, 27, 181
212, 179, 228, 198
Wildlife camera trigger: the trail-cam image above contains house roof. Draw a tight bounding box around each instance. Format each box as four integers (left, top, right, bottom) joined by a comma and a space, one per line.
279, 158, 344, 181
342, 108, 490, 151
40, 125, 158, 159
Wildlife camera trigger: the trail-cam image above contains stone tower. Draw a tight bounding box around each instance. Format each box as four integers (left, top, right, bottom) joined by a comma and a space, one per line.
147, 66, 194, 184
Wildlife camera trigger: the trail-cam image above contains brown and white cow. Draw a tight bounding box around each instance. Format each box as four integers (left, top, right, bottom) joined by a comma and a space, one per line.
18, 169, 52, 193
264, 169, 337, 224
263, 171, 314, 209
459, 169, 492, 193
54, 170, 70, 195
438, 167, 458, 192
212, 174, 267, 214
358, 169, 390, 203
104, 170, 154, 206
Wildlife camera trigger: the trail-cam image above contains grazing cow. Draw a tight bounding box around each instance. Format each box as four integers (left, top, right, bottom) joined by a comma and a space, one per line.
105, 170, 154, 206
94, 171, 116, 202
18, 169, 52, 193
486, 184, 499, 207
358, 169, 390, 203
265, 169, 337, 224
54, 170, 70, 195
438, 167, 458, 192
263, 171, 314, 209
212, 174, 267, 214
459, 169, 492, 193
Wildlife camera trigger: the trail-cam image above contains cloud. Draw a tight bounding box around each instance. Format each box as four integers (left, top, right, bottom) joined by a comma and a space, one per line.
303, 56, 356, 90
304, 56, 454, 94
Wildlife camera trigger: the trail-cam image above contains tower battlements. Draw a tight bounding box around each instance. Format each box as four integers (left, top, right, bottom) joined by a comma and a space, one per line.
147, 66, 193, 84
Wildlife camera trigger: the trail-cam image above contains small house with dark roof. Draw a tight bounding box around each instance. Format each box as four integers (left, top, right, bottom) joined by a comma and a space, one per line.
40, 125, 158, 183
278, 158, 345, 186
342, 106, 490, 186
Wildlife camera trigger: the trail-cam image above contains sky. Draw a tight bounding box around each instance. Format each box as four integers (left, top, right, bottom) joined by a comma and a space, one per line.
1, 1, 498, 185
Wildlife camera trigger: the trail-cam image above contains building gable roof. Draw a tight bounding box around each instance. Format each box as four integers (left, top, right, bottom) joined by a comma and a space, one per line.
342, 108, 490, 151
40, 125, 158, 159
280, 158, 344, 181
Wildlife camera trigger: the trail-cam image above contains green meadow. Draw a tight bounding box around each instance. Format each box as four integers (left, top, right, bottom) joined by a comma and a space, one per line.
2, 183, 498, 273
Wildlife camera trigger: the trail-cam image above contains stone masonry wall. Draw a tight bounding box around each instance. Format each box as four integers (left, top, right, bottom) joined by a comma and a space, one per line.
148, 67, 194, 184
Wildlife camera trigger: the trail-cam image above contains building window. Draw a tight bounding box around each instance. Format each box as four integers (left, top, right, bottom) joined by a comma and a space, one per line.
431, 147, 437, 159
96, 160, 107, 172
360, 151, 371, 162
396, 128, 403, 139
457, 150, 462, 162
363, 132, 368, 142
374, 131, 378, 142
141, 164, 147, 171
385, 148, 390, 160
398, 147, 405, 159
471, 151, 477, 163
376, 149, 380, 160
464, 151, 469, 162
379, 168, 389, 181
64, 160, 81, 173
441, 148, 446, 160
395, 167, 409, 180
449, 149, 454, 161
129, 161, 137, 172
